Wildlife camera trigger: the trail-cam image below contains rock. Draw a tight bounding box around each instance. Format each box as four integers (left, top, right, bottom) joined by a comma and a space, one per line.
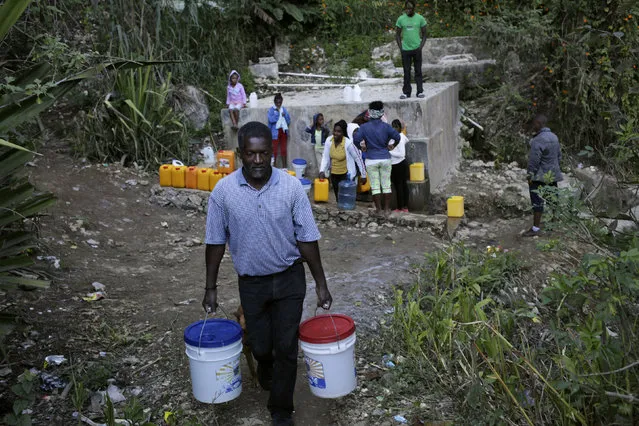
557, 176, 583, 199
188, 194, 203, 206
274, 39, 290, 65
372, 408, 385, 417
467, 221, 481, 229
249, 57, 279, 79
574, 168, 639, 217
372, 59, 401, 78
438, 53, 477, 65
170, 85, 209, 130
368, 222, 379, 229
356, 68, 373, 79
602, 219, 638, 234
122, 356, 140, 365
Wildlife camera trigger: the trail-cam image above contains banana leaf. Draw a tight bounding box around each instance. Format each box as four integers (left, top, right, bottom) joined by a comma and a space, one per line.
0, 275, 50, 290
0, 180, 35, 209
0, 255, 33, 273
0, 192, 56, 227
0, 0, 32, 41
0, 149, 32, 180
0, 138, 37, 154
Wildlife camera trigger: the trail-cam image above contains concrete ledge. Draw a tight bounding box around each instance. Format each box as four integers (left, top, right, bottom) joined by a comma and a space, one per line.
147, 185, 448, 235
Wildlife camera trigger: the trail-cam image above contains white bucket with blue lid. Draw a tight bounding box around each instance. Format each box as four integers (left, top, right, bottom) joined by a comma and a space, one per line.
300, 178, 312, 195
184, 318, 243, 403
292, 158, 307, 177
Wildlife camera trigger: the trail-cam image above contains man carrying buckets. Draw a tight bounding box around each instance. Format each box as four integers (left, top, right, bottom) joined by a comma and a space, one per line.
203, 121, 333, 426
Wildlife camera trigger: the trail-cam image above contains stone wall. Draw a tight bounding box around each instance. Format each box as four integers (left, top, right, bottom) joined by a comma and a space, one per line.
221, 80, 459, 193
148, 184, 448, 235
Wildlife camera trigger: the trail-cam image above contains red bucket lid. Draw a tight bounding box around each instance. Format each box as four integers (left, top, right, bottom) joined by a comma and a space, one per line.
299, 314, 355, 344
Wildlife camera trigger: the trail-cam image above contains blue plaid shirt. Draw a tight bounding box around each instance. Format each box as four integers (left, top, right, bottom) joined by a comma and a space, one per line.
205, 168, 321, 277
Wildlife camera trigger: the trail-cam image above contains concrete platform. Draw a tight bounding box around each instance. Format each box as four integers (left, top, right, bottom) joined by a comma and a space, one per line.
221, 79, 459, 192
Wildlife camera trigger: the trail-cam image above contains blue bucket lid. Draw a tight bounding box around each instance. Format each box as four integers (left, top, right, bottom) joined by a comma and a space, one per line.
292, 158, 307, 165
184, 319, 242, 348
300, 178, 311, 185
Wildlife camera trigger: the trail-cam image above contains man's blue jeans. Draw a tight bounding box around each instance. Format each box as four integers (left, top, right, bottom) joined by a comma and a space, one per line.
238, 262, 306, 417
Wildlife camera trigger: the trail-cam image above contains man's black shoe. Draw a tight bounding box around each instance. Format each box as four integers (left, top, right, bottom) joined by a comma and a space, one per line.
272, 413, 294, 426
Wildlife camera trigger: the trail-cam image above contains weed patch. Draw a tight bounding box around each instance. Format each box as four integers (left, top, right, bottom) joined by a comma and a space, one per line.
385, 239, 639, 424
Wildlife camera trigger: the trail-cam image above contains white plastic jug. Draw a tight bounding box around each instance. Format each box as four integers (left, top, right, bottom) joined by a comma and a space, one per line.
172, 160, 185, 167
200, 146, 216, 166
343, 86, 353, 102
353, 85, 362, 102
249, 92, 258, 108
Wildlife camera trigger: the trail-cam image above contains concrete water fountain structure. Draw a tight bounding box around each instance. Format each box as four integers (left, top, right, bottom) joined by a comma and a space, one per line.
220, 78, 459, 212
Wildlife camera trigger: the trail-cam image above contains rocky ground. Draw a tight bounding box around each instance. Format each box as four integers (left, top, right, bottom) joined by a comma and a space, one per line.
0, 143, 586, 426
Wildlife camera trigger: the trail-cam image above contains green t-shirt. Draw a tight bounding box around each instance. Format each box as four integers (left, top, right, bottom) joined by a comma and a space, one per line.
396, 13, 427, 51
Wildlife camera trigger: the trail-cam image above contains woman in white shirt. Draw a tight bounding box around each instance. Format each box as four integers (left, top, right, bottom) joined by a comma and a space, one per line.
389, 119, 410, 212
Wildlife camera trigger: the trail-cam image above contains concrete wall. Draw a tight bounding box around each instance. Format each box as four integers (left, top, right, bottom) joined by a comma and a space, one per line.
220, 80, 459, 191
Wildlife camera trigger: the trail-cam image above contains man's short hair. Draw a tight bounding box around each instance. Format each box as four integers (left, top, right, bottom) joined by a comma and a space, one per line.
237, 122, 272, 151
405, 0, 416, 8
533, 114, 548, 127
369, 100, 384, 111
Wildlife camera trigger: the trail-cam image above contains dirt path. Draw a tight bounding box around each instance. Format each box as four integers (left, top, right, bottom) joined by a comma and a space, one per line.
0, 146, 556, 425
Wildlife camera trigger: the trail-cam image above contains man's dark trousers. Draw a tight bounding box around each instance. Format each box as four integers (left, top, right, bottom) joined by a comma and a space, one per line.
238, 262, 306, 417
401, 48, 423, 97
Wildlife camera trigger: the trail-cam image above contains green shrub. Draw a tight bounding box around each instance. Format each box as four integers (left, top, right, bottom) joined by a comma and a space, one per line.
80, 66, 189, 166
473, 0, 639, 177
389, 236, 639, 424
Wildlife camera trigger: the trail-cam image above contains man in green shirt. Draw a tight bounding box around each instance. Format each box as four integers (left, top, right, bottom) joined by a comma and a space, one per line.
395, 0, 427, 99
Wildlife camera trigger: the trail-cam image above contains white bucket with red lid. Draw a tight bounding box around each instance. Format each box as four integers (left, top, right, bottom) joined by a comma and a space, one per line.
298, 314, 357, 398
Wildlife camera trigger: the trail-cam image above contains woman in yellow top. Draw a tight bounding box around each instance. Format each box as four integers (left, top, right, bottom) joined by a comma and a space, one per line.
319, 120, 367, 201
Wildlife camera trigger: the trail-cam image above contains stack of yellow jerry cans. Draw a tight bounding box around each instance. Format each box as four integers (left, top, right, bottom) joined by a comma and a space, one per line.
159, 156, 233, 192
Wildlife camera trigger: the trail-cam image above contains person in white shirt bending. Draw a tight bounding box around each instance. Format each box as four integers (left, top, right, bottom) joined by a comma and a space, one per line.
389, 119, 410, 213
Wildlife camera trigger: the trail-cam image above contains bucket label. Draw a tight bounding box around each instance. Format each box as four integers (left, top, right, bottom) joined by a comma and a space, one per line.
304, 356, 326, 389
216, 359, 242, 395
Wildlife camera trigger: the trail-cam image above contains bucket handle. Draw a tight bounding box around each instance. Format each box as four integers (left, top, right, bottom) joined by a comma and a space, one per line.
197, 304, 231, 357
314, 307, 341, 351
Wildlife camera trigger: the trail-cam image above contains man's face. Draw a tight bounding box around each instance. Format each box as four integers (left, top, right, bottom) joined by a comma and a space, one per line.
405, 3, 415, 16
317, 114, 324, 127
241, 136, 272, 182
274, 98, 283, 109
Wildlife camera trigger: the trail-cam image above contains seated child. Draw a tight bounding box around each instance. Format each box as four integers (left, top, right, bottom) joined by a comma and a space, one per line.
226, 70, 246, 130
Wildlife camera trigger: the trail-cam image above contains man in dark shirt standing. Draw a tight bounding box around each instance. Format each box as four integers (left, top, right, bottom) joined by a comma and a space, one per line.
523, 115, 563, 237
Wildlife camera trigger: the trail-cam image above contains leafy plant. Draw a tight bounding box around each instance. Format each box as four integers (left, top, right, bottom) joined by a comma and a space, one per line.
80, 64, 189, 166
3, 370, 37, 426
